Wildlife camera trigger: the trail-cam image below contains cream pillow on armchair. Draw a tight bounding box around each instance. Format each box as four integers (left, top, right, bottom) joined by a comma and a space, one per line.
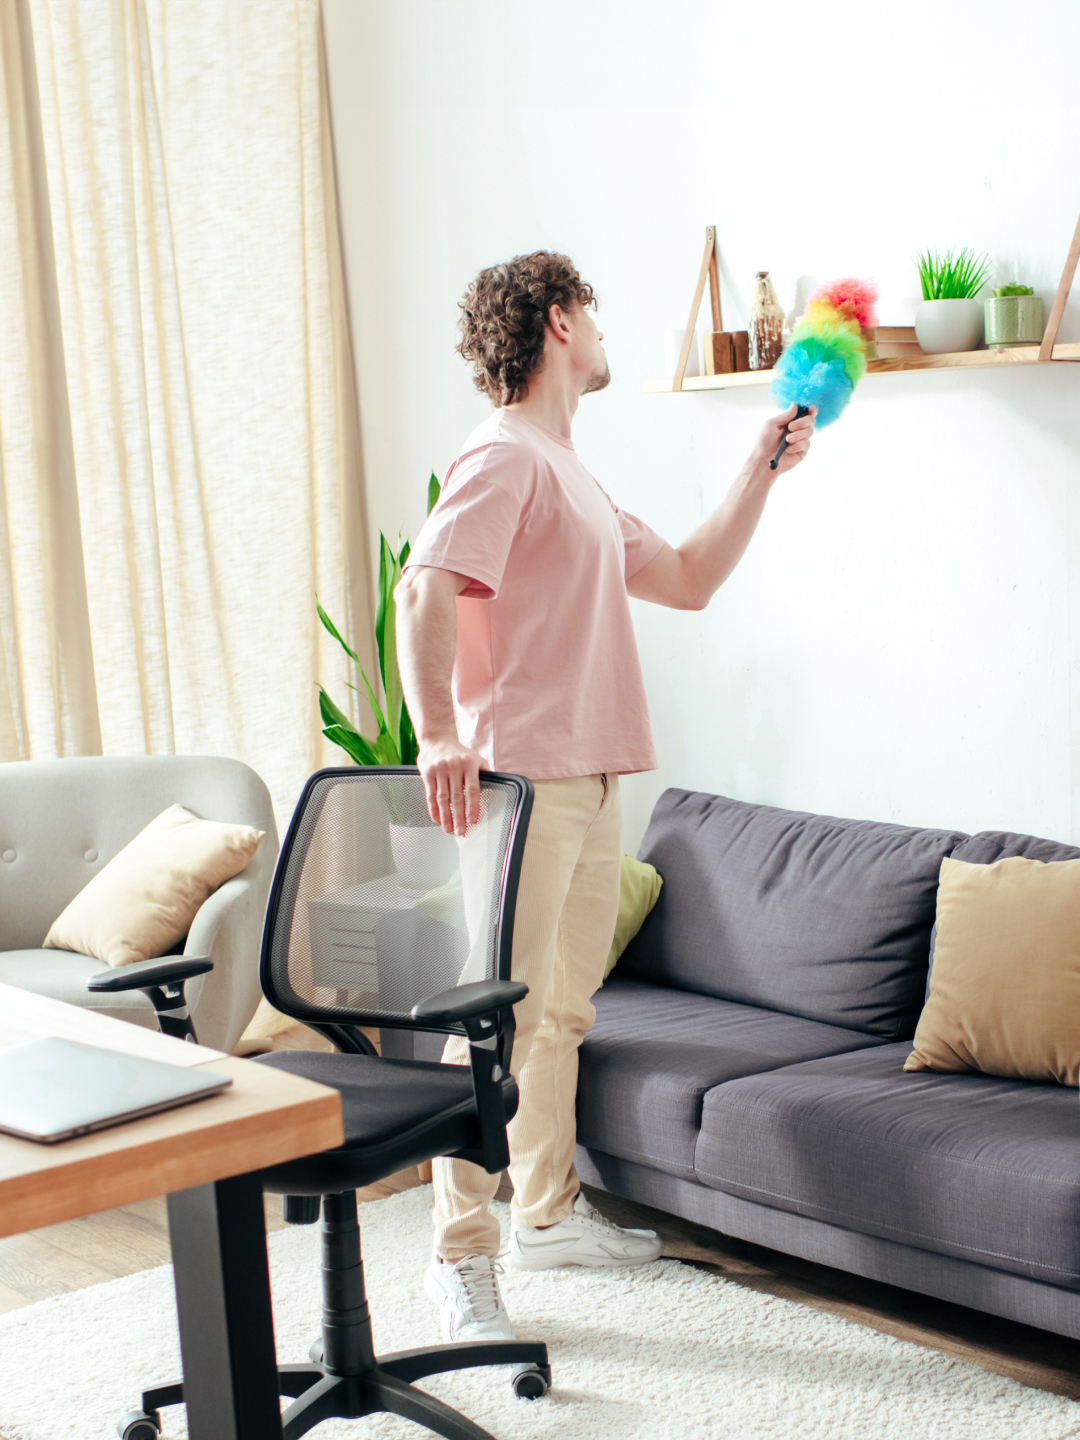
45, 803, 265, 968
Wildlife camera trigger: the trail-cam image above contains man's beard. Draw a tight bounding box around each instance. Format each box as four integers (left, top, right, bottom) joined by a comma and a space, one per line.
583, 363, 611, 395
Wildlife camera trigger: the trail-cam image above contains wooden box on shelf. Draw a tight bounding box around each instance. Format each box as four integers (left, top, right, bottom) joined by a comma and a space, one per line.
703, 331, 750, 375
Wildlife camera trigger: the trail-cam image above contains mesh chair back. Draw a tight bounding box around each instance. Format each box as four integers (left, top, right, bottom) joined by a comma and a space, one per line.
261, 768, 532, 1033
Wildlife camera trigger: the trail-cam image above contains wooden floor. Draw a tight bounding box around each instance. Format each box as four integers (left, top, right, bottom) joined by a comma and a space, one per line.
2, 1021, 1079, 1435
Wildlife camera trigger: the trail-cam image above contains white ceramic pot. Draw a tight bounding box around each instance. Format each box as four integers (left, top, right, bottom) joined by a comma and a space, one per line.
914, 298, 984, 355
389, 823, 458, 889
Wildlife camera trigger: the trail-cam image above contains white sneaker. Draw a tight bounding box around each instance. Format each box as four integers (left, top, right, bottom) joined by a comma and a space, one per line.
424, 1253, 515, 1342
506, 1191, 664, 1270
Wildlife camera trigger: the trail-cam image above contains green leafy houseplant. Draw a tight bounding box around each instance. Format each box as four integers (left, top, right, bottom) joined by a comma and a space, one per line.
317, 472, 441, 768
915, 248, 991, 300
993, 282, 1034, 297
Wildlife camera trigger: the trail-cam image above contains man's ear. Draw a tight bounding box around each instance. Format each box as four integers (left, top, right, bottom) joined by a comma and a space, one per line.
546, 302, 573, 345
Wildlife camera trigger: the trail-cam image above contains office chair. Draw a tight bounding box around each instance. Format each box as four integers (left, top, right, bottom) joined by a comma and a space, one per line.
112, 766, 549, 1440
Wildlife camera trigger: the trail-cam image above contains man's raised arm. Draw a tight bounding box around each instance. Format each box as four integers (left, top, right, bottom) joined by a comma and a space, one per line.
627, 403, 816, 611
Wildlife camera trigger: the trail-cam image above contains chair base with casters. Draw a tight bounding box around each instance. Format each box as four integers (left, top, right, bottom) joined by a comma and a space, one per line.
113, 985, 551, 1440
119, 1184, 548, 1440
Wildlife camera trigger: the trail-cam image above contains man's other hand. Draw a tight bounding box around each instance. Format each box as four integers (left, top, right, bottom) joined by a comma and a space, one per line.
417, 736, 486, 836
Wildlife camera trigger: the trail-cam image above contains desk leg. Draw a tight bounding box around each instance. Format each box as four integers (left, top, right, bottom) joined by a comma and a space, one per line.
167, 1172, 282, 1440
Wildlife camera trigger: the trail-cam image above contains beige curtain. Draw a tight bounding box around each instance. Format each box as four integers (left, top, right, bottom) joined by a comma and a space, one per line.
0, 0, 374, 827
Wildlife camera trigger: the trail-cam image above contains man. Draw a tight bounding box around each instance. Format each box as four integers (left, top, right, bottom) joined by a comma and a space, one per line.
396, 251, 815, 1343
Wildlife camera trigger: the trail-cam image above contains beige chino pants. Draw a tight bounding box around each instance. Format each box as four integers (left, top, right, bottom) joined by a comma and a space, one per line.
433, 772, 622, 1259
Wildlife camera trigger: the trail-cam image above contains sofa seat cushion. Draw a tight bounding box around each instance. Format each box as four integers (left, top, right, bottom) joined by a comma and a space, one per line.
695, 1043, 1080, 1289
576, 978, 889, 1179
619, 789, 967, 1038
0, 950, 158, 1028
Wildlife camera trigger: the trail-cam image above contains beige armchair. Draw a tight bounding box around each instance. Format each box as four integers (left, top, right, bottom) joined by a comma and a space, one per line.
0, 754, 279, 1053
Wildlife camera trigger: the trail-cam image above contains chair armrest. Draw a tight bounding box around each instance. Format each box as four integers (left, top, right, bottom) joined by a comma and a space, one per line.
87, 956, 214, 993
412, 980, 528, 1177
410, 980, 527, 1027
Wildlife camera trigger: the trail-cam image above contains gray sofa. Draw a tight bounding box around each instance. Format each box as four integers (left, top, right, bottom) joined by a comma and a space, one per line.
576, 788, 1080, 1342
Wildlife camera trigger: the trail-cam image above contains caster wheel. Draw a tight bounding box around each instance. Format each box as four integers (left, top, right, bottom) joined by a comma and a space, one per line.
510, 1363, 549, 1400
308, 1337, 325, 1365
118, 1412, 161, 1440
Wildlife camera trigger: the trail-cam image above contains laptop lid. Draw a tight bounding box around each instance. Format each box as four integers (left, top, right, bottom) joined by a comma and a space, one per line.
0, 1036, 233, 1144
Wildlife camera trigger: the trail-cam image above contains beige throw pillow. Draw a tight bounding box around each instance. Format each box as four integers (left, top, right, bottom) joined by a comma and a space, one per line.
905, 855, 1080, 1085
45, 803, 265, 968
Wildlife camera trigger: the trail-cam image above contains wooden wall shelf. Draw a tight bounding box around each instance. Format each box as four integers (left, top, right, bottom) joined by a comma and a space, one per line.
643, 341, 1080, 394
653, 212, 1080, 395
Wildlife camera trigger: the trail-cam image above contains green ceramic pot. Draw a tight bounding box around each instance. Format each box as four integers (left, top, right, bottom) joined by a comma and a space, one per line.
984, 295, 1044, 348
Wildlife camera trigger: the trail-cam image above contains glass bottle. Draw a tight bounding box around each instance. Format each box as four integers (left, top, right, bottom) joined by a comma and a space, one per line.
748, 271, 785, 370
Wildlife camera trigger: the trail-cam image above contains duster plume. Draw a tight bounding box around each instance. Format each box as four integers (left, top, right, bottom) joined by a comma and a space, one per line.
769, 278, 878, 468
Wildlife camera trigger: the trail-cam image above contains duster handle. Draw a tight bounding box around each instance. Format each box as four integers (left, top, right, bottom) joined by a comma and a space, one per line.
769, 405, 810, 470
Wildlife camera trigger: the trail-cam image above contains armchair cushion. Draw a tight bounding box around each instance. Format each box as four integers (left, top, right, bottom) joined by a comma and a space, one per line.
0, 949, 158, 1027
44, 803, 264, 968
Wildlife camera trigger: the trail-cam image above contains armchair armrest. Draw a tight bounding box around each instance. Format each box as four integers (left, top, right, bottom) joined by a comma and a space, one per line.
410, 980, 528, 1028
412, 979, 529, 1177
87, 956, 214, 993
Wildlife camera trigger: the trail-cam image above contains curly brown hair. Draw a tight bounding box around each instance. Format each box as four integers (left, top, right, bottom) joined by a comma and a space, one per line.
455, 251, 596, 406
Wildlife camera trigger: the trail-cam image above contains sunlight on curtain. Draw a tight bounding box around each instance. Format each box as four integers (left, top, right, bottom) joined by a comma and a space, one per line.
0, 0, 100, 759
0, 0, 373, 826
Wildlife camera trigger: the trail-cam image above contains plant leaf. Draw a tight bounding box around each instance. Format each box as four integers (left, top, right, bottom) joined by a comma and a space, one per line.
318, 685, 360, 735
354, 664, 391, 737
316, 597, 361, 666
322, 723, 381, 767
398, 703, 419, 766
427, 471, 441, 515
377, 535, 406, 757
373, 729, 401, 765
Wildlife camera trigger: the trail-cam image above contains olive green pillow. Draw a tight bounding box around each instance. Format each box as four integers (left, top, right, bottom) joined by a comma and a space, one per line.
905, 855, 1080, 1086
604, 854, 663, 981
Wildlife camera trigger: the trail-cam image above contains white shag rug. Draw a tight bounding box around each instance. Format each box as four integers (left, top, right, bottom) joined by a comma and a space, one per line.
1, 1184, 1078, 1440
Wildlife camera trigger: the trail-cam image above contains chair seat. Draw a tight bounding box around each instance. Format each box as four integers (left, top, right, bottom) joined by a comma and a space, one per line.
0, 949, 157, 1028
694, 1043, 1080, 1289
254, 1049, 519, 1195
578, 978, 889, 1179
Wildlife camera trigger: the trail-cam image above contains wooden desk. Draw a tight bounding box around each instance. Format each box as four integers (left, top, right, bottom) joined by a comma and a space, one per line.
0, 984, 344, 1440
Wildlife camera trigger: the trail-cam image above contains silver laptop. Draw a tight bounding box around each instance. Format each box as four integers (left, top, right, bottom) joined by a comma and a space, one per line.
0, 1036, 233, 1143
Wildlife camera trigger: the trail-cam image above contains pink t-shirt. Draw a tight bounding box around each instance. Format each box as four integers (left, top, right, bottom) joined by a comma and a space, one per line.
404, 409, 664, 780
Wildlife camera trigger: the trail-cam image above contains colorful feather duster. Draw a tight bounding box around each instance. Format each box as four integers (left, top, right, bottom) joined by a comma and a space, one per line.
769, 278, 878, 469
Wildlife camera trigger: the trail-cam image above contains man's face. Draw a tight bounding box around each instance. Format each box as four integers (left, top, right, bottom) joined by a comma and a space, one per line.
568, 303, 611, 395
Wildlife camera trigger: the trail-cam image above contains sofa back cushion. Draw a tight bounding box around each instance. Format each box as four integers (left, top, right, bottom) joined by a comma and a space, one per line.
618, 790, 968, 1038
950, 830, 1080, 866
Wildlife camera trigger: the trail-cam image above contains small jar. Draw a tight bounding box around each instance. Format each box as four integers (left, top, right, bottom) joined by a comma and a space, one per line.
748, 271, 785, 370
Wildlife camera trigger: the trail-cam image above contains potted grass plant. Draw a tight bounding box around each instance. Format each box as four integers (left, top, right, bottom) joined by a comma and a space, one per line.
914, 248, 990, 354
985, 282, 1044, 349
317, 472, 457, 886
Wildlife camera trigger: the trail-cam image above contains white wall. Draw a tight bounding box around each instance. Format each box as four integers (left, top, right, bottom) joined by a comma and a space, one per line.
322, 0, 1080, 853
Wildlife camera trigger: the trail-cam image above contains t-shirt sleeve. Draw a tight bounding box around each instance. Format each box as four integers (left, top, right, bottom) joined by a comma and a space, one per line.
616, 506, 665, 581
404, 441, 530, 599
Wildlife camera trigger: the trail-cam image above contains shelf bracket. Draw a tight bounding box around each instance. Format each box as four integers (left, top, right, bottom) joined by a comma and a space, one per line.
1039, 206, 1080, 361
673, 225, 721, 392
